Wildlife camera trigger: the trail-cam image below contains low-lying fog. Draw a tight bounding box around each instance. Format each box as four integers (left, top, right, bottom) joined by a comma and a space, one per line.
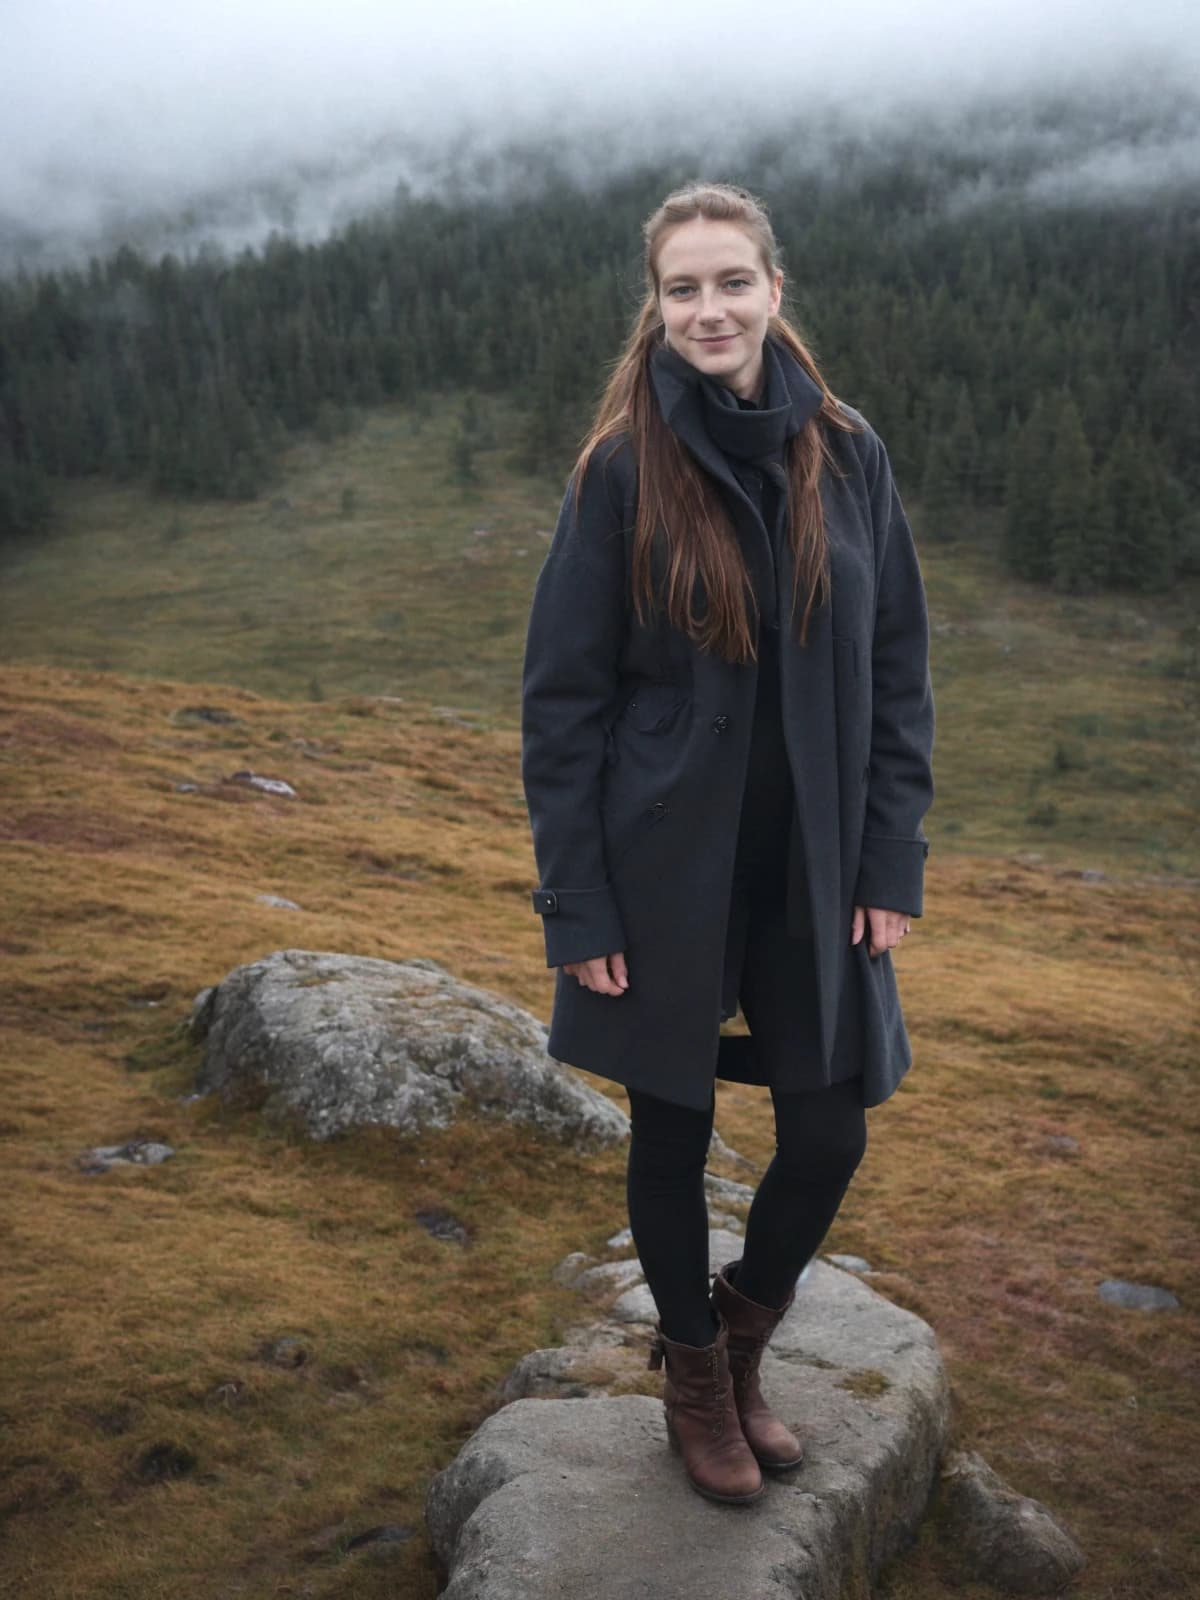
3, 0, 1197, 269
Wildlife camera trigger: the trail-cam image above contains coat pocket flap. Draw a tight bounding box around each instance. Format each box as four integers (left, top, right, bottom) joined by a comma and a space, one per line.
618, 683, 688, 734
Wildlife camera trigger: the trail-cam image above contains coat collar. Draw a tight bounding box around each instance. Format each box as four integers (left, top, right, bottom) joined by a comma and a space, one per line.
649, 333, 824, 454
648, 334, 826, 627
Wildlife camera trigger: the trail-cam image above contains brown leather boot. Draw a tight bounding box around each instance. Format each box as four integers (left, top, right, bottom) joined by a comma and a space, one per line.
647, 1317, 764, 1505
711, 1261, 805, 1472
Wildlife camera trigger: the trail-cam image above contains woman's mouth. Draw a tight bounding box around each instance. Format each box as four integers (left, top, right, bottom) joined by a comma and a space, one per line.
698, 334, 736, 346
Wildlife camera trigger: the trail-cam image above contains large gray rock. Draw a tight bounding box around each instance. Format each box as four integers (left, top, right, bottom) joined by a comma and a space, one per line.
189, 949, 628, 1149
427, 1230, 950, 1599
937, 1449, 1086, 1594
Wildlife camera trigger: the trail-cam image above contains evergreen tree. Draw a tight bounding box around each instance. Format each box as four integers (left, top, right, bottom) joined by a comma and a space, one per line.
920, 432, 959, 541
946, 382, 981, 505
1047, 392, 1094, 592
1004, 397, 1054, 582
1103, 424, 1174, 590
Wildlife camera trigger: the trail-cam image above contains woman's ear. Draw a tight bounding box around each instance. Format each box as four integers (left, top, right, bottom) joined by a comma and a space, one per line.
769, 269, 784, 317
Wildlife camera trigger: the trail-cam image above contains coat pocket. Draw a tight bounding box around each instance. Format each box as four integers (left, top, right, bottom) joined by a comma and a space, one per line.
600, 684, 686, 870
614, 681, 688, 736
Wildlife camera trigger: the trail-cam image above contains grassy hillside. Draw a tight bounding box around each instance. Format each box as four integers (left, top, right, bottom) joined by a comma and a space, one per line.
1, 399, 1197, 1599
0, 397, 1195, 878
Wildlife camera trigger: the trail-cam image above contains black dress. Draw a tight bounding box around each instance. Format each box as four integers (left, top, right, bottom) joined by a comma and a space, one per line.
695, 373, 859, 1090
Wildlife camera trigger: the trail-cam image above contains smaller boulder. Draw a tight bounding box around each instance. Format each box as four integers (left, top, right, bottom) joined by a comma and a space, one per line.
190, 950, 629, 1150
938, 1448, 1086, 1595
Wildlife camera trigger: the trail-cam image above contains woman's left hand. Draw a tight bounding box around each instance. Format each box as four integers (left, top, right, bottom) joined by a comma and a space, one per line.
851, 906, 912, 958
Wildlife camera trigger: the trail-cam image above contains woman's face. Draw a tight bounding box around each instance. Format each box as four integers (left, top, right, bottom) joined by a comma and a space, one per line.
655, 217, 783, 402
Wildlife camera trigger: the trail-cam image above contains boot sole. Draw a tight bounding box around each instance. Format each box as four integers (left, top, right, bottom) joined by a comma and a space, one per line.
668, 1429, 765, 1505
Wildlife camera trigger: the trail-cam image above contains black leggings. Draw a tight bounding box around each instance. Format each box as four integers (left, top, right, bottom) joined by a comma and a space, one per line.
626, 1078, 868, 1348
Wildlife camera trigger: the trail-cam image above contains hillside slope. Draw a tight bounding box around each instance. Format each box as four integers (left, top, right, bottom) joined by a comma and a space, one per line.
1, 656, 1196, 1599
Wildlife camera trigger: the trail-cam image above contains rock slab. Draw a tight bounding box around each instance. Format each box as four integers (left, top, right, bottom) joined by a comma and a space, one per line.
189, 949, 628, 1149
427, 1232, 951, 1599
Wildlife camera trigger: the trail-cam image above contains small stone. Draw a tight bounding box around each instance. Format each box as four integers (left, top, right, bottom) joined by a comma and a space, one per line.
573, 1260, 644, 1295
938, 1448, 1086, 1594
229, 771, 298, 798
704, 1173, 755, 1209
257, 894, 302, 910
606, 1227, 634, 1250
77, 1139, 175, 1173
1098, 1279, 1179, 1311
414, 1208, 469, 1245
828, 1253, 874, 1275
709, 1130, 754, 1169
610, 1284, 658, 1325
1042, 1133, 1080, 1156
553, 1252, 594, 1288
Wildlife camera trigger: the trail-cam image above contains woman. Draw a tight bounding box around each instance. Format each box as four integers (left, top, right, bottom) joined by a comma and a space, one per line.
521, 182, 934, 1506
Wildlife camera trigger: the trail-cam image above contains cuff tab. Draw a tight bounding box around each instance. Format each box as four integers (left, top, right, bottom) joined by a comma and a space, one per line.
531, 889, 559, 915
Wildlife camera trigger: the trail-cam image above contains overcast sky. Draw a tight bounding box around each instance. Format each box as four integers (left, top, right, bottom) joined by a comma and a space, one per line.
2, 0, 1197, 265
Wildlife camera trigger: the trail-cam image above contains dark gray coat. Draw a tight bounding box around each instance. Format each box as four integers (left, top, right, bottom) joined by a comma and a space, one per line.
520, 339, 934, 1111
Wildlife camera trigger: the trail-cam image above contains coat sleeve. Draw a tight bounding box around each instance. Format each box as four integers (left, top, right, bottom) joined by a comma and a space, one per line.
854, 427, 935, 917
521, 439, 631, 968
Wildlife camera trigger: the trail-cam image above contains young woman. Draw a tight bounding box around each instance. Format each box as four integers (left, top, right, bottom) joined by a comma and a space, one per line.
521, 182, 934, 1505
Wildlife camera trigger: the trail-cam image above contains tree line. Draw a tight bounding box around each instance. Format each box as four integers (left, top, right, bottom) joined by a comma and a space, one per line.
0, 120, 1196, 594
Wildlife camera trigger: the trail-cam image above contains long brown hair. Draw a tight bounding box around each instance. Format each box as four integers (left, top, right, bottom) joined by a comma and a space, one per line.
575, 182, 859, 662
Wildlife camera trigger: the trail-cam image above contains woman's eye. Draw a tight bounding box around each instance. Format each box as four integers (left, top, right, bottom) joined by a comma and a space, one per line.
667, 285, 694, 298
726, 278, 751, 290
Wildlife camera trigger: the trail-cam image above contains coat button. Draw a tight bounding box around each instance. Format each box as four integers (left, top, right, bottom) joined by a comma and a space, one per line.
649, 801, 667, 818
711, 715, 729, 734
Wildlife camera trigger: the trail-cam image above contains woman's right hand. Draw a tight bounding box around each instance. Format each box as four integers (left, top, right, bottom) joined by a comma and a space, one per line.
562, 952, 629, 996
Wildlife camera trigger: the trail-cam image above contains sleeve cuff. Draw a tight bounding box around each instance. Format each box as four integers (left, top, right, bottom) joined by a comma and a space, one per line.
853, 834, 929, 917
531, 883, 627, 968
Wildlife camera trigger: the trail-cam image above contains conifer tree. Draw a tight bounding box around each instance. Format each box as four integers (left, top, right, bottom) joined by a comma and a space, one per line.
1047, 392, 1093, 591
1004, 397, 1054, 582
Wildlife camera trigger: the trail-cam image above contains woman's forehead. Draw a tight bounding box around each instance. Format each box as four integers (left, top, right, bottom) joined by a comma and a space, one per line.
655, 218, 764, 281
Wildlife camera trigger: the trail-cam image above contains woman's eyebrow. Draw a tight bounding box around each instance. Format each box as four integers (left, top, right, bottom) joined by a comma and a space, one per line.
661, 264, 760, 288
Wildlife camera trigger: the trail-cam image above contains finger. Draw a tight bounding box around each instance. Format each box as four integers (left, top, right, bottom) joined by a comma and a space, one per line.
850, 906, 865, 945
586, 958, 623, 997
869, 907, 887, 957
609, 951, 629, 990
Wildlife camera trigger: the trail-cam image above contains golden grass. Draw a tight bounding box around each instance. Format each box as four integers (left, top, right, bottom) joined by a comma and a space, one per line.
0, 659, 1196, 1599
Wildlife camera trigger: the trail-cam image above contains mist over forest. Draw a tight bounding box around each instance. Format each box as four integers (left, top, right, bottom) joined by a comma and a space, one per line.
2, 70, 1198, 272
1, 0, 1198, 596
